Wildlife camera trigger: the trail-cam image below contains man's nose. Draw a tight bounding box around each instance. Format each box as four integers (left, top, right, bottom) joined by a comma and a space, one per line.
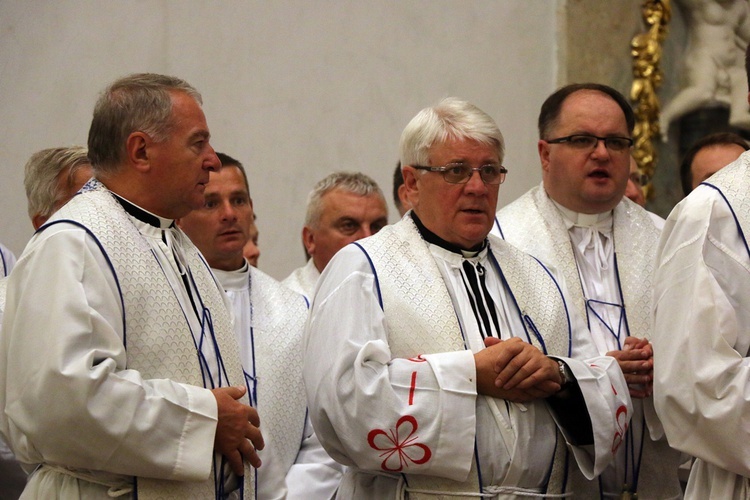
590, 139, 611, 159
464, 170, 488, 193
220, 201, 238, 221
206, 146, 221, 171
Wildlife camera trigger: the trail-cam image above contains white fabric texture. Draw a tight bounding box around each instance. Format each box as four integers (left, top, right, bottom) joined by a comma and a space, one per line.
0, 180, 251, 499
214, 264, 343, 499
303, 217, 630, 498
0, 242, 16, 278
653, 152, 750, 499
0, 275, 25, 500
282, 259, 320, 300
495, 185, 682, 499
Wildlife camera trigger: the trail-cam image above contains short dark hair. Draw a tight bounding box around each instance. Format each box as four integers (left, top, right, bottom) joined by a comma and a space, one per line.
538, 83, 635, 140
392, 162, 403, 211
679, 132, 749, 196
216, 152, 250, 196
88, 73, 202, 174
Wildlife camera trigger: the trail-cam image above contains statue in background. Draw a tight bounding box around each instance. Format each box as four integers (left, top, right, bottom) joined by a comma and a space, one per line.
660, 0, 750, 139
631, 0, 671, 199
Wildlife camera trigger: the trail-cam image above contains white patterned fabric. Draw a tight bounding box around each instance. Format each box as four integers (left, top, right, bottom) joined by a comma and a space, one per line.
282, 259, 320, 300
496, 184, 682, 499
215, 264, 341, 499
0, 179, 252, 499
303, 216, 630, 499
0, 243, 15, 278
654, 151, 750, 499
0, 274, 26, 500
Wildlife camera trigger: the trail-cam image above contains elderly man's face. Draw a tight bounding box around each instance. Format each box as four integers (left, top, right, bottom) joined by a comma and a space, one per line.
146, 91, 221, 219
179, 165, 253, 271
540, 90, 631, 214
304, 189, 388, 272
405, 137, 500, 249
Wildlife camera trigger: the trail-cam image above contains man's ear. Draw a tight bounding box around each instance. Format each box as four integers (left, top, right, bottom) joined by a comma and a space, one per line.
401, 165, 420, 208
126, 132, 151, 173
538, 140, 551, 174
302, 226, 315, 256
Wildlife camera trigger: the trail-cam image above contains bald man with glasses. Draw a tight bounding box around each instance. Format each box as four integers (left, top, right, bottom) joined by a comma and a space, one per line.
494, 83, 681, 499
303, 97, 630, 498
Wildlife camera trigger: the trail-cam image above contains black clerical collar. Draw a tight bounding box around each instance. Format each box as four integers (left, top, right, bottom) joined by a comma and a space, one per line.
113, 193, 174, 229
410, 211, 487, 255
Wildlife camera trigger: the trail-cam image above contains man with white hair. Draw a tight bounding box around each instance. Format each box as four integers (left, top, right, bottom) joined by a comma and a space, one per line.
303, 97, 630, 497
283, 171, 388, 299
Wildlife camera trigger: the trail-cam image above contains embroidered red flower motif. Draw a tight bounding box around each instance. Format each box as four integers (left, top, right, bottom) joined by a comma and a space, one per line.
611, 405, 629, 454
367, 415, 432, 472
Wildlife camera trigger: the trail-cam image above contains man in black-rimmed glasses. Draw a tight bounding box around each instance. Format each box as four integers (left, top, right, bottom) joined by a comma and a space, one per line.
495, 83, 681, 499
303, 96, 631, 498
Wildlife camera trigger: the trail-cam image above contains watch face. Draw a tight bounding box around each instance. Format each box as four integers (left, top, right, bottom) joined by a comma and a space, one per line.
558, 360, 571, 386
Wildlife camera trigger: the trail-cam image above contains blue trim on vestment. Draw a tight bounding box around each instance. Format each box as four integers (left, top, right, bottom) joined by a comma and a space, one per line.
532, 255, 573, 358
0, 246, 8, 277
39, 219, 126, 347
703, 182, 750, 260
486, 250, 533, 347
494, 216, 505, 239
353, 241, 383, 309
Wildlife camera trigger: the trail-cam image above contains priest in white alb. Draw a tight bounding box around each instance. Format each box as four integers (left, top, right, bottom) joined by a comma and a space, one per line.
179, 152, 344, 499
494, 83, 681, 499
0, 74, 263, 499
653, 44, 750, 499
303, 97, 631, 498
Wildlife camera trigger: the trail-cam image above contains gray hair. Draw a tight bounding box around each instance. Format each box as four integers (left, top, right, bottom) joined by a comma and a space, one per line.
87, 73, 202, 174
399, 97, 505, 166
304, 171, 385, 228
24, 146, 91, 219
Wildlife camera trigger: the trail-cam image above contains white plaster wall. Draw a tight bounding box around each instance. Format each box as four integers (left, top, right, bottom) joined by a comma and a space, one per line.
0, 1, 557, 280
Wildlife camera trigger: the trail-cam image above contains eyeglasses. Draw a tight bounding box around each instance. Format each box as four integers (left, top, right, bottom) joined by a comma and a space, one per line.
411, 163, 508, 185
545, 134, 633, 152
629, 171, 650, 186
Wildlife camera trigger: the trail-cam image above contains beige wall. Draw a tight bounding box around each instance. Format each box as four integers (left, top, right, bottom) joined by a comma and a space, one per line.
0, 1, 559, 280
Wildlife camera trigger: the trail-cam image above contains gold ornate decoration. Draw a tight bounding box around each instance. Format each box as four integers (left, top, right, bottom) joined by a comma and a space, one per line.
630, 0, 671, 199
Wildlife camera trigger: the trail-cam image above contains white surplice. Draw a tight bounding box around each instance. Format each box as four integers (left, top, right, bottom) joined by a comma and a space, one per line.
214, 264, 344, 499
0, 180, 250, 499
653, 152, 750, 499
282, 259, 320, 300
283, 258, 349, 499
495, 186, 682, 499
303, 217, 630, 498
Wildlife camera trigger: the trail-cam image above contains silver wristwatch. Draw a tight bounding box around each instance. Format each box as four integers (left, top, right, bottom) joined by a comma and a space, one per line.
557, 359, 573, 387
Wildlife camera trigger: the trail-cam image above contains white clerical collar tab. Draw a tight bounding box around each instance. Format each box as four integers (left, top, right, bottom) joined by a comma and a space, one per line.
551, 199, 612, 229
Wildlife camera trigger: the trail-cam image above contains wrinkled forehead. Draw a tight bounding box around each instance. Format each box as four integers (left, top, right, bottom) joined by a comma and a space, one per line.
428, 136, 502, 164
321, 188, 386, 214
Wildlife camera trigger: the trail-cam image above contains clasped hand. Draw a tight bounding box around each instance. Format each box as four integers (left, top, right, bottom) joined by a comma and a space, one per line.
606, 336, 653, 399
212, 386, 265, 476
475, 337, 562, 402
